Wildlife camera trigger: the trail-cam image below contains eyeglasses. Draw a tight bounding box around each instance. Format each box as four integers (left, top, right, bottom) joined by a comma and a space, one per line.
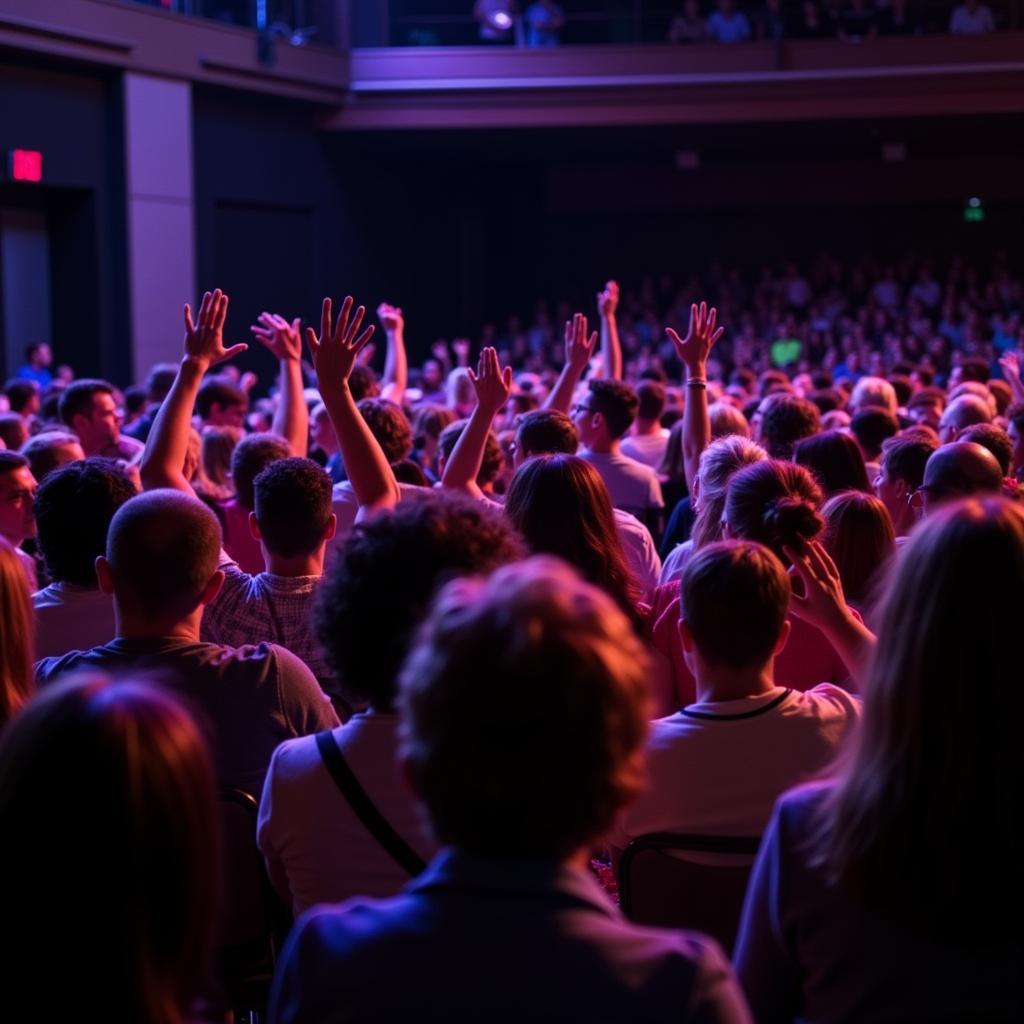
572, 402, 595, 415
908, 485, 946, 514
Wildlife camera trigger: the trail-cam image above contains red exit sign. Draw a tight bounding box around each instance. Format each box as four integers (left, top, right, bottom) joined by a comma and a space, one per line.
10, 150, 43, 183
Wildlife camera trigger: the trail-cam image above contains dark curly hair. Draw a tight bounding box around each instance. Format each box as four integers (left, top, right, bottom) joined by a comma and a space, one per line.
757, 393, 820, 460
253, 457, 333, 558
230, 433, 290, 511
316, 490, 525, 711
357, 398, 412, 464
34, 458, 138, 587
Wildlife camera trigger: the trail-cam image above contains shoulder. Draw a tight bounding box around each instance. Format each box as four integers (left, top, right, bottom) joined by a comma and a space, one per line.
798, 683, 863, 717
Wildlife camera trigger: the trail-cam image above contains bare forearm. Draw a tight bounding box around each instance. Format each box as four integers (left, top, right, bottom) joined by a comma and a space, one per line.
600, 314, 623, 381
441, 405, 492, 498
681, 366, 710, 496
272, 358, 309, 457
823, 611, 876, 692
545, 365, 581, 415
140, 357, 204, 494
381, 328, 407, 405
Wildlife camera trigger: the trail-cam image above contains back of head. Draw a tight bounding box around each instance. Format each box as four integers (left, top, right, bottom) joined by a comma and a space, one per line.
879, 432, 938, 489
758, 393, 820, 459
439, 420, 503, 486
316, 490, 524, 712
821, 490, 895, 604
35, 458, 138, 587
708, 401, 750, 439
923, 442, 1004, 503
253, 457, 333, 557
196, 377, 246, 421
516, 409, 578, 457
201, 424, 243, 490
505, 454, 641, 620
724, 459, 824, 559
357, 398, 412, 464
348, 364, 380, 403
587, 379, 639, 440
399, 557, 649, 860
4, 378, 39, 415
821, 498, 1024, 931
145, 363, 179, 402
691, 434, 768, 548
635, 380, 666, 423
958, 423, 1013, 476
412, 404, 457, 446
681, 540, 790, 671
106, 490, 222, 620
850, 409, 899, 460
446, 367, 475, 412
941, 394, 992, 435
849, 375, 897, 416
0, 674, 220, 1022
0, 536, 33, 725
794, 430, 871, 496
0, 413, 28, 451
230, 432, 290, 510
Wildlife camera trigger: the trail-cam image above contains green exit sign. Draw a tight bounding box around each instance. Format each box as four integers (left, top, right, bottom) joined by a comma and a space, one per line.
964, 197, 985, 222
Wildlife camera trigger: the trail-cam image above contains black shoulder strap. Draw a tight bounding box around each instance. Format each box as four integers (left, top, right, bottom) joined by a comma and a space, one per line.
315, 730, 427, 877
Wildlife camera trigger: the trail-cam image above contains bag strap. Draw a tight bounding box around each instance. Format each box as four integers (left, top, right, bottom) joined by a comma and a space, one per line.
315, 730, 427, 877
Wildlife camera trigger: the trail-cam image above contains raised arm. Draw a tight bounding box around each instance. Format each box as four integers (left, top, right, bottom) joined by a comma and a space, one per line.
141, 288, 247, 494
307, 295, 399, 516
667, 302, 725, 498
377, 302, 408, 406
252, 313, 308, 457
596, 280, 623, 381
442, 347, 512, 499
544, 313, 598, 415
998, 351, 1024, 406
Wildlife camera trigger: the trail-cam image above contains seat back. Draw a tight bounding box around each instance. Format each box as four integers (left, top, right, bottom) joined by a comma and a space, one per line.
618, 832, 761, 954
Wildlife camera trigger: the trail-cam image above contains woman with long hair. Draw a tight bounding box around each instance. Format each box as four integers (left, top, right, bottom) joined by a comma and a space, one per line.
0, 675, 222, 1022
505, 454, 643, 627
794, 428, 872, 496
0, 535, 34, 726
821, 490, 895, 611
736, 498, 1024, 1020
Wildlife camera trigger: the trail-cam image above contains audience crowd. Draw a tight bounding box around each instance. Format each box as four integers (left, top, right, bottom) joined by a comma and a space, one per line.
0, 250, 1021, 1022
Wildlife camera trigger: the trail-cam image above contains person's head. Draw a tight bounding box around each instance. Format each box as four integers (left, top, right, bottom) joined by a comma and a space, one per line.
251, 457, 335, 560
399, 557, 649, 860
574, 380, 639, 448
958, 423, 1013, 477
848, 398, 896, 453
347, 364, 380, 403
937, 394, 991, 445
24, 342, 52, 369
756, 393, 820, 459
948, 381, 997, 419
708, 401, 750, 439
144, 363, 179, 403
420, 359, 443, 392
357, 398, 412, 464
690, 434, 769, 549
122, 385, 148, 425
34, 458, 138, 588
917, 442, 1004, 516
948, 355, 990, 387
0, 536, 33, 725
848, 376, 898, 417
1006, 402, 1024, 477
59, 379, 122, 454
18, 431, 84, 483
437, 420, 503, 488
0, 674, 220, 1022
316, 490, 524, 713
0, 452, 37, 546
196, 377, 247, 429
821, 491, 895, 605
0, 413, 29, 452
635, 380, 666, 427
513, 409, 578, 468
505, 454, 642, 623
987, 378, 1012, 417
229, 432, 290, 511
906, 386, 945, 429
411, 404, 457, 468
446, 367, 476, 417
4, 379, 40, 417
98, 490, 223, 626
819, 498, 1024, 932
310, 402, 338, 457
200, 424, 243, 494
723, 459, 824, 560
794, 430, 871, 496
874, 432, 938, 534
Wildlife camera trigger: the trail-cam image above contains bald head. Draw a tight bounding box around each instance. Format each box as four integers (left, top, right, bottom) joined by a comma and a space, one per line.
938, 395, 991, 444
105, 489, 222, 618
922, 442, 1004, 514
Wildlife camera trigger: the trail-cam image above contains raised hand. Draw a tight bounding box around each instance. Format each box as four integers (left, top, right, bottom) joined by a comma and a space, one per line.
452, 338, 472, 365
377, 302, 404, 334
564, 312, 598, 372
597, 280, 620, 319
251, 312, 303, 362
784, 541, 851, 632
431, 340, 450, 363
183, 289, 247, 369
305, 296, 375, 393
999, 350, 1021, 384
468, 346, 513, 416
239, 371, 259, 395
357, 341, 377, 366
666, 301, 724, 373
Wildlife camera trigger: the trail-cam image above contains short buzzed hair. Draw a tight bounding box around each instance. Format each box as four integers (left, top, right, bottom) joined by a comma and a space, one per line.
106, 490, 221, 619
253, 458, 333, 558
880, 433, 938, 489
230, 433, 290, 510
587, 380, 639, 440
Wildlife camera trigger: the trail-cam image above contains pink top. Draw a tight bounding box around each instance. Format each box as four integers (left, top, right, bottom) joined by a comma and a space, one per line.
221, 498, 264, 576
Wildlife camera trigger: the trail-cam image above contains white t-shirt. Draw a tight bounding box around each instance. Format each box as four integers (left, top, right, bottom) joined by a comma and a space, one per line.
620, 431, 670, 471
613, 508, 661, 601
257, 713, 437, 916
32, 582, 117, 660
611, 684, 860, 849
331, 481, 424, 539
659, 539, 695, 586
579, 449, 664, 517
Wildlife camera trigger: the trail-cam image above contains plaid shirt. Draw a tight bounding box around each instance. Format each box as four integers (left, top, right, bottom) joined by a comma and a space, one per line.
202, 560, 332, 687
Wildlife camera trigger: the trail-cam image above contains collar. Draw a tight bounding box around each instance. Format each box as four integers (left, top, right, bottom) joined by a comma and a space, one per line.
681, 686, 791, 721
406, 849, 619, 919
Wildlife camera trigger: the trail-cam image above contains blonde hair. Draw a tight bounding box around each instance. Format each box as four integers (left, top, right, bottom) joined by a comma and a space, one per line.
708, 401, 750, 440
691, 434, 768, 549
0, 537, 34, 725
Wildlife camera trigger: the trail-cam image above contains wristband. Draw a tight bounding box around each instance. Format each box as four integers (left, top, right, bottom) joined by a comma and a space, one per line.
686, 378, 708, 389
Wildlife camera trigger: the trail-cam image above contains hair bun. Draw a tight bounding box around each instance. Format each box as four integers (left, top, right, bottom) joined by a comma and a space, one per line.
764, 496, 822, 548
